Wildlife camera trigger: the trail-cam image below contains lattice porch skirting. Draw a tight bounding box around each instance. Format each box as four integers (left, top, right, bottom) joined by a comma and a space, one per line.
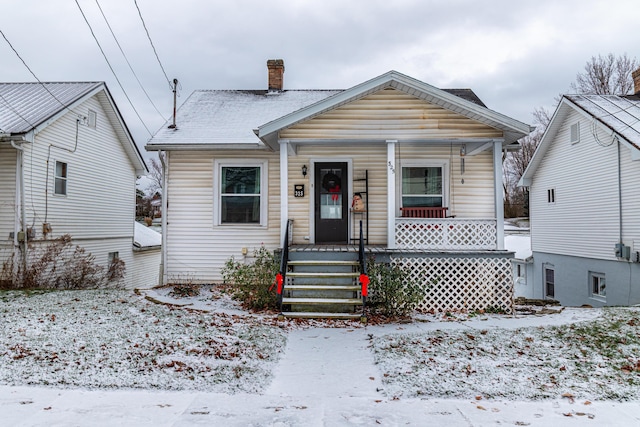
390, 255, 514, 314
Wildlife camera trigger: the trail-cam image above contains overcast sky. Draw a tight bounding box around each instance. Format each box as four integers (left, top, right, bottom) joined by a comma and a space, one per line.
1, 0, 638, 161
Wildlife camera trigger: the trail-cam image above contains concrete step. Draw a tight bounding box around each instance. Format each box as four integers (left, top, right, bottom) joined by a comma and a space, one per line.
279, 311, 366, 321
287, 260, 359, 266
285, 284, 360, 292
287, 272, 359, 279
282, 297, 363, 305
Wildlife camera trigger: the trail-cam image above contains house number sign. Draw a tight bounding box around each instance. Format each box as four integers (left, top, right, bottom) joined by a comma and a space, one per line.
294, 184, 305, 197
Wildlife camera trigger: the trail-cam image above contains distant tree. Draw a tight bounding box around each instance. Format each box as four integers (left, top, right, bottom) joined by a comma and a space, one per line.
570, 53, 638, 95
504, 53, 638, 217
146, 153, 164, 195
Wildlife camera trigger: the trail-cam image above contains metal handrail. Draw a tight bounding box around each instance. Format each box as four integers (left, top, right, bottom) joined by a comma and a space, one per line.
358, 220, 368, 317
276, 219, 292, 311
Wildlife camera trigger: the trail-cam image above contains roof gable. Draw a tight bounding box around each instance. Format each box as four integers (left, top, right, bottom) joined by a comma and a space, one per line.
280, 87, 504, 141
520, 94, 640, 186
257, 70, 530, 149
0, 82, 146, 174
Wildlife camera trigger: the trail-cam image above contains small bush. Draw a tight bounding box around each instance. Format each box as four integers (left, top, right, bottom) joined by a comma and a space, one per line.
0, 235, 123, 290
221, 246, 279, 311
366, 257, 422, 317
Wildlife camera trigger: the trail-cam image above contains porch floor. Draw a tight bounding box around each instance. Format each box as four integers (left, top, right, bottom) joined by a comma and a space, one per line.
289, 244, 510, 255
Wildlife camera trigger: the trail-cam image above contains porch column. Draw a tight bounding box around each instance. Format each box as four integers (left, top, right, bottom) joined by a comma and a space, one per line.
280, 141, 289, 244
387, 140, 396, 248
493, 139, 505, 250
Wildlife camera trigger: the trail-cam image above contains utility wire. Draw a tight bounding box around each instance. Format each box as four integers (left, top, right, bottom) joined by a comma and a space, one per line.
74, 0, 152, 136
94, 0, 167, 121
0, 28, 78, 119
134, 0, 172, 90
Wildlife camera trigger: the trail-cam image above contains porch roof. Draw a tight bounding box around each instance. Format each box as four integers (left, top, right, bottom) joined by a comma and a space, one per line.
257, 70, 532, 150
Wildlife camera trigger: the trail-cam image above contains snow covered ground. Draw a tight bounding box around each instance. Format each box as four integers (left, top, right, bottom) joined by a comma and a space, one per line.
1, 287, 640, 426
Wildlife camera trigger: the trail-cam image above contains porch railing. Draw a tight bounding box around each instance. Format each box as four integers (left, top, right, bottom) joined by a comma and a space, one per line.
395, 218, 497, 250
275, 219, 293, 310
358, 220, 368, 318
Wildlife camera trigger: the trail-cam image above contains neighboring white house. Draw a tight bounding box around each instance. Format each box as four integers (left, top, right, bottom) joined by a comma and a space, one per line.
504, 233, 533, 298
146, 60, 531, 314
0, 81, 154, 289
519, 69, 640, 306
132, 221, 162, 288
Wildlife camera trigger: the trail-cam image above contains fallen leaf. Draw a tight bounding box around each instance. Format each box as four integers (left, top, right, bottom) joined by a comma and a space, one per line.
583, 401, 592, 405
44, 407, 52, 411
563, 412, 573, 417
476, 405, 486, 411
369, 377, 375, 380
475, 395, 482, 400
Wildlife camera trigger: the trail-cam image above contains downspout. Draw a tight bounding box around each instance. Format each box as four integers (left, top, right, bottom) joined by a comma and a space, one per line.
159, 151, 168, 286
616, 136, 623, 247
10, 139, 27, 274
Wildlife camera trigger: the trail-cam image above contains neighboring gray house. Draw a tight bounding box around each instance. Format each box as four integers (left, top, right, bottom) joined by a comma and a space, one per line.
0, 82, 155, 289
519, 69, 640, 306
147, 60, 531, 316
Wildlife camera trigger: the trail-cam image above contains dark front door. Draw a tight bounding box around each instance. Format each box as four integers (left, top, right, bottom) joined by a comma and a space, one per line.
314, 162, 348, 244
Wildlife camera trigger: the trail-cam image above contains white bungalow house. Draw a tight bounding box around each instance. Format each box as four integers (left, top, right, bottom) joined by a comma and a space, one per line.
0, 81, 155, 289
146, 60, 531, 316
519, 69, 640, 306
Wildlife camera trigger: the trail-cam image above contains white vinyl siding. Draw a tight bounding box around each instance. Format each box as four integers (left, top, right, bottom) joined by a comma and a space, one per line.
0, 146, 17, 246
164, 151, 280, 283
530, 108, 624, 260
11, 95, 142, 288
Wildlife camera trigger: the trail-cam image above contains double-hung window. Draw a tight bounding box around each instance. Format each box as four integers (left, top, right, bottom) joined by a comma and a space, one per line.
55, 161, 67, 195
401, 163, 446, 208
215, 160, 267, 225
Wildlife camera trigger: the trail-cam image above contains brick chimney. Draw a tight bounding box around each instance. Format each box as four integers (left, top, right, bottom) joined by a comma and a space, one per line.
633, 67, 640, 95
267, 59, 285, 91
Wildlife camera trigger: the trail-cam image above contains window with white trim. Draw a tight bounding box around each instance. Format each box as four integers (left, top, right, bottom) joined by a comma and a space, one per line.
401, 163, 447, 208
55, 161, 67, 195
590, 272, 606, 299
214, 160, 267, 225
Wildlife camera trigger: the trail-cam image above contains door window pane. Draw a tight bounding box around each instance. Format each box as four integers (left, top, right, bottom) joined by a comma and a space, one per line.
320, 168, 342, 219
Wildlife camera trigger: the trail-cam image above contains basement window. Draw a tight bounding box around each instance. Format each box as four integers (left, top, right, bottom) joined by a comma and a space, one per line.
544, 265, 555, 298
590, 272, 606, 299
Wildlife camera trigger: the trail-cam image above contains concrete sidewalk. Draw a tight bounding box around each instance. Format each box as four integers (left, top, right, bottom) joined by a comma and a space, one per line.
2, 324, 640, 426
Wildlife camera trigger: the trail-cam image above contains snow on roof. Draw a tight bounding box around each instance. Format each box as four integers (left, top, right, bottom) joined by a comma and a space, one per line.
0, 82, 103, 134
147, 89, 342, 148
504, 235, 531, 260
567, 94, 640, 149
134, 221, 161, 248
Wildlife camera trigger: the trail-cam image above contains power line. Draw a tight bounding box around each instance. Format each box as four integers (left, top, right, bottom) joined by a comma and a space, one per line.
0, 28, 78, 118
94, 0, 167, 122
74, 0, 152, 136
134, 0, 172, 90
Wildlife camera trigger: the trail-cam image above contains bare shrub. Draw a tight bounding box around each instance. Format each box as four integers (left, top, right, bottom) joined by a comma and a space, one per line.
1, 235, 124, 290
